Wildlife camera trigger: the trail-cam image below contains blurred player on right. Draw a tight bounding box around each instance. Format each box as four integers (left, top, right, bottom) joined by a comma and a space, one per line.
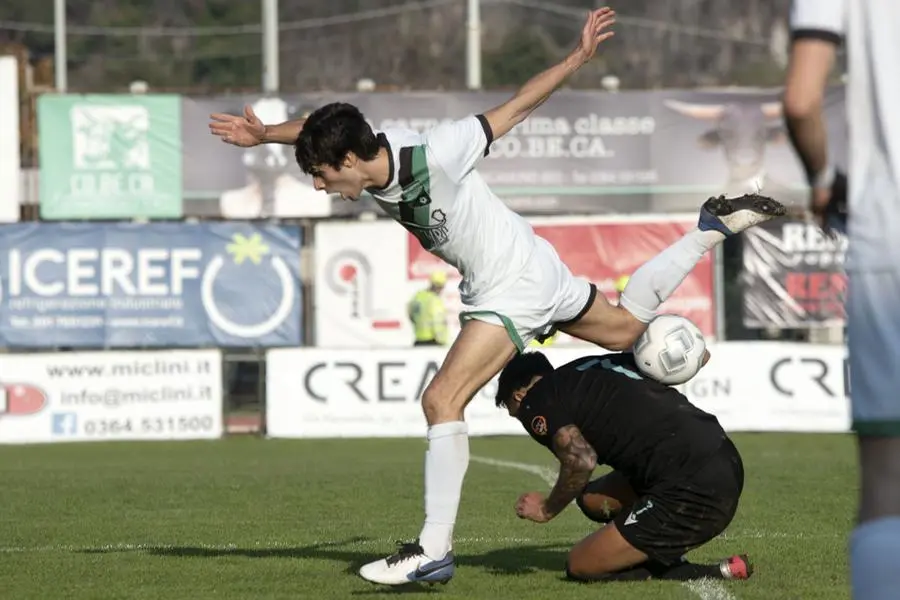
784, 1, 900, 598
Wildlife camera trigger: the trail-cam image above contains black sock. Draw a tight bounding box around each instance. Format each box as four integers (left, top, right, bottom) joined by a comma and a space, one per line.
648, 560, 723, 581
568, 560, 722, 583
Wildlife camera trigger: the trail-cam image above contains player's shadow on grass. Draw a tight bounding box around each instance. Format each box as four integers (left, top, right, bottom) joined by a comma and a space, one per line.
79, 536, 569, 581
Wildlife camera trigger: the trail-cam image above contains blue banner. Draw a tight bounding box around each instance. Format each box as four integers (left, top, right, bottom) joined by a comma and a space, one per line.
0, 223, 302, 348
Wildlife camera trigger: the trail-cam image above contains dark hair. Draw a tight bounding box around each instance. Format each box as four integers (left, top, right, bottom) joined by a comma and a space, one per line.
495, 351, 554, 408
294, 102, 381, 174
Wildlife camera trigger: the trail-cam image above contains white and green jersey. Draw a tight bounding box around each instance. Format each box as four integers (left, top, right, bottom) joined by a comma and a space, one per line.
364, 115, 539, 305
791, 0, 900, 271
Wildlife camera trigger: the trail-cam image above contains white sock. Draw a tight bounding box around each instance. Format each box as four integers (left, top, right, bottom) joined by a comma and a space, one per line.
850, 517, 900, 600
619, 229, 724, 323
418, 421, 469, 560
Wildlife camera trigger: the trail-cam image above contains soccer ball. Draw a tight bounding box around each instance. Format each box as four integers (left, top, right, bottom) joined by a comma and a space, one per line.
632, 314, 707, 385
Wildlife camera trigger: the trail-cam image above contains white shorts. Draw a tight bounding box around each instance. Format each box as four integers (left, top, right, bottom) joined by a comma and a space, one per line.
458, 237, 594, 352
848, 269, 900, 435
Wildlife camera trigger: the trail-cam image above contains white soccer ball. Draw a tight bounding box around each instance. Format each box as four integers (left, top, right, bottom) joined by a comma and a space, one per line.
632, 314, 707, 385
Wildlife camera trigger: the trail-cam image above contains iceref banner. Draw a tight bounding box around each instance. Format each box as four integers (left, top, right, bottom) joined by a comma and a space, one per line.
0, 223, 302, 348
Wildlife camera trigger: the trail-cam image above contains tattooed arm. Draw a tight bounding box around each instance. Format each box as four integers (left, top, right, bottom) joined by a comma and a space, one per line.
544, 425, 598, 518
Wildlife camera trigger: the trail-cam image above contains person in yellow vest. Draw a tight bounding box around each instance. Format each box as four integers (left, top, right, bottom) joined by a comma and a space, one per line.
529, 331, 558, 348
408, 272, 449, 346
615, 274, 631, 304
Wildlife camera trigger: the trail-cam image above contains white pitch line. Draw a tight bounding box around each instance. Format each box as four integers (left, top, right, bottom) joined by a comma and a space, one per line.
470, 454, 557, 485
683, 579, 738, 600
470, 454, 737, 600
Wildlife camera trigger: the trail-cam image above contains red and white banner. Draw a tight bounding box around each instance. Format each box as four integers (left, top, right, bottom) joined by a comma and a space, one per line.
0, 349, 223, 444
315, 216, 716, 348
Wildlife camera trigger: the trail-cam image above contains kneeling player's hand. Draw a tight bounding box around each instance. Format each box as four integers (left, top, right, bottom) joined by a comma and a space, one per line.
515, 492, 551, 523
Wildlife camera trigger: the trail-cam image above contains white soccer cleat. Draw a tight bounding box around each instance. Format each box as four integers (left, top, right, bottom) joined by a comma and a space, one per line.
358, 540, 455, 586
697, 193, 786, 236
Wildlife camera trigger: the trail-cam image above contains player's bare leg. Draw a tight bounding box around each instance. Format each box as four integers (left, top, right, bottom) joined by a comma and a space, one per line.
358, 320, 517, 586
561, 193, 786, 350
566, 521, 649, 578
565, 523, 752, 583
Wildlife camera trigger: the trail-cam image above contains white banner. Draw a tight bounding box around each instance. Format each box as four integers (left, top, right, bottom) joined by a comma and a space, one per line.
0, 57, 21, 222
673, 342, 849, 433
315, 220, 414, 348
0, 349, 223, 444
266, 342, 849, 438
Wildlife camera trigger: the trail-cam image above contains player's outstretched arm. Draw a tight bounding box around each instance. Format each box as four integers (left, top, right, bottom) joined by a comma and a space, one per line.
544, 425, 598, 518
208, 104, 306, 147
483, 7, 615, 141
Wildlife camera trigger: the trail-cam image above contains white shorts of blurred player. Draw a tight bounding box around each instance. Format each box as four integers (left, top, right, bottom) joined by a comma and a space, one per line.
846, 154, 900, 434
458, 236, 595, 352
847, 268, 900, 434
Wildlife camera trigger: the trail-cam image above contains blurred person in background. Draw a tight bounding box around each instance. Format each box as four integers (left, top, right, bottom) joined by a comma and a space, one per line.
784, 1, 900, 598
529, 332, 558, 348
408, 271, 449, 347
615, 274, 630, 303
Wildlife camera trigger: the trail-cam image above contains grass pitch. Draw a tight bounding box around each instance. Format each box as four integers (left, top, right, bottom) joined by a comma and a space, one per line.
0, 433, 854, 599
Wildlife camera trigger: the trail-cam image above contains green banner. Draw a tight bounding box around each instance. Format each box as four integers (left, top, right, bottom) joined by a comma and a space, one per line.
38, 94, 182, 219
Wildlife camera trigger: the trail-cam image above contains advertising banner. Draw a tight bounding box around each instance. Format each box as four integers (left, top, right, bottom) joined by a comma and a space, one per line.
0, 349, 223, 444
37, 94, 183, 219
0, 57, 21, 222
266, 342, 850, 439
0, 223, 302, 348
315, 216, 715, 348
672, 342, 849, 433
742, 220, 847, 328
184, 87, 847, 217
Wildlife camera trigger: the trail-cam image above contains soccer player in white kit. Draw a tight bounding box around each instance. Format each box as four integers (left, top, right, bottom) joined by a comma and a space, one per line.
784, 1, 900, 598
210, 8, 785, 586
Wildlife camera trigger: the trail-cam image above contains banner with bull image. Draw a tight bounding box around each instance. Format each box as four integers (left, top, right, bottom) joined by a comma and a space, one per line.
0, 223, 302, 348
742, 220, 847, 328
182, 87, 847, 217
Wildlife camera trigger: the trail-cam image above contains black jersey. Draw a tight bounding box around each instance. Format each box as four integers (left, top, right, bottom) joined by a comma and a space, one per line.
515, 352, 727, 492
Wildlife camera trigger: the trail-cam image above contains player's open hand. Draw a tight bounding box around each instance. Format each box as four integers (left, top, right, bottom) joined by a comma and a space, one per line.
208, 105, 266, 147
515, 492, 551, 523
572, 7, 616, 64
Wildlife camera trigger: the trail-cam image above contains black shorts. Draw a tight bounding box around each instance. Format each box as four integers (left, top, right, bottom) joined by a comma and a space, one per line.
613, 438, 745, 565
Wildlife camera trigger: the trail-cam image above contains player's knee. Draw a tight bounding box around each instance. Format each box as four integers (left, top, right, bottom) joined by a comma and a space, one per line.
610, 308, 649, 350
561, 305, 644, 351
565, 561, 587, 582
565, 551, 605, 581
421, 380, 465, 424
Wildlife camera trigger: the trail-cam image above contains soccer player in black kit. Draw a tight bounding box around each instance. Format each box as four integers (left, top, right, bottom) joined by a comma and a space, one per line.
495, 350, 753, 583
